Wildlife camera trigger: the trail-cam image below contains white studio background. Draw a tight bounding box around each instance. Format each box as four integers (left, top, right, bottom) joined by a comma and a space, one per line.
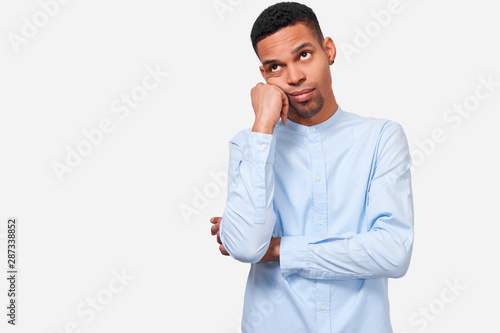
0, 0, 498, 332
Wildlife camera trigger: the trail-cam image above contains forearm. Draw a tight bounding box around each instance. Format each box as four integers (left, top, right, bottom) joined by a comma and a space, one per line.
280, 227, 413, 280
220, 131, 277, 263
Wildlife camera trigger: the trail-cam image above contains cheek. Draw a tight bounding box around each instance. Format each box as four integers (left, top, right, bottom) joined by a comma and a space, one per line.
266, 76, 287, 89
318, 63, 331, 90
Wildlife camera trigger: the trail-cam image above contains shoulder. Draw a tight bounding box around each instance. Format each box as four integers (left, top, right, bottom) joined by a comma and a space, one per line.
339, 109, 405, 142
342, 109, 401, 132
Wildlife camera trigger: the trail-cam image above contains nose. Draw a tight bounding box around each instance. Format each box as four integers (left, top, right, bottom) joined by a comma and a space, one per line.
286, 64, 305, 86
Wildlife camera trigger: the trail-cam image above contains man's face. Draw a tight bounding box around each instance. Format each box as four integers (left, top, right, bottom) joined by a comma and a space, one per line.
256, 23, 335, 119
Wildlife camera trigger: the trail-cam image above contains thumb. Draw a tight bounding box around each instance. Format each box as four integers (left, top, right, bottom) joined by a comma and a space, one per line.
281, 91, 289, 123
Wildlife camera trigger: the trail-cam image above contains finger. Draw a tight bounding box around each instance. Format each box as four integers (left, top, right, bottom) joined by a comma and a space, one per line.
219, 244, 229, 256
210, 216, 222, 224
280, 90, 289, 123
217, 230, 222, 244
211, 223, 220, 236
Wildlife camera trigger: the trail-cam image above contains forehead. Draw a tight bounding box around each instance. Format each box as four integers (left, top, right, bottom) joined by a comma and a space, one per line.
256, 23, 321, 62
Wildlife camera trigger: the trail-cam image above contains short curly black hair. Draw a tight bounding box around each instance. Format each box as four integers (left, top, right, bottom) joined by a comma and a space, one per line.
250, 2, 324, 55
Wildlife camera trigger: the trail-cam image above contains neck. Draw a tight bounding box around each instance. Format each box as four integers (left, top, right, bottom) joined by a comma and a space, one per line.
287, 88, 338, 126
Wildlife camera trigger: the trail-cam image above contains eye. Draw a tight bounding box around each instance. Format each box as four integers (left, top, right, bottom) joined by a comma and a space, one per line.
300, 52, 311, 60
271, 64, 281, 72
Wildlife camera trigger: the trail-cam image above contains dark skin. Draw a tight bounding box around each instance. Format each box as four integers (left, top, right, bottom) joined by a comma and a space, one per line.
210, 23, 337, 262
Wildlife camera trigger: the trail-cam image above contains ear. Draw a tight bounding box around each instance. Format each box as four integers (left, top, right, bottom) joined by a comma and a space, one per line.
259, 66, 267, 81
323, 37, 336, 65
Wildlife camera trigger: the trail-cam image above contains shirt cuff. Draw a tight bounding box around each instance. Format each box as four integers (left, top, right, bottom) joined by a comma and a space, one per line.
243, 131, 275, 165
279, 236, 309, 277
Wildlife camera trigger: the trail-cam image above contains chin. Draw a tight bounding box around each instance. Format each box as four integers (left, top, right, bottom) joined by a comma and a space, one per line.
292, 103, 324, 118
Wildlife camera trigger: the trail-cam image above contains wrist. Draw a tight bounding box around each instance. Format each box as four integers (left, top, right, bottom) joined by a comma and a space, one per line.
272, 237, 281, 261
259, 237, 281, 263
252, 119, 275, 134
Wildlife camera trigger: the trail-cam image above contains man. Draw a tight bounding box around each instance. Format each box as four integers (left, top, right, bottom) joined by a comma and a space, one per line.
210, 2, 414, 332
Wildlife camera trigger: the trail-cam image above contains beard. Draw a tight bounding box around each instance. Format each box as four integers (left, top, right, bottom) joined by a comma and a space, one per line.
287, 89, 325, 118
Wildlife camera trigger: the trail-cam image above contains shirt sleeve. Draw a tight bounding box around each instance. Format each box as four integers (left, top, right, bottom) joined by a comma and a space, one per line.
219, 129, 278, 263
280, 123, 414, 280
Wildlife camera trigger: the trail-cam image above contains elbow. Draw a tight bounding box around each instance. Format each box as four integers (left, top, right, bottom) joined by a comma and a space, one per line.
386, 238, 413, 279
220, 227, 270, 264
220, 209, 274, 264
388, 258, 411, 278
223, 240, 268, 263
377, 251, 411, 279
230, 248, 266, 264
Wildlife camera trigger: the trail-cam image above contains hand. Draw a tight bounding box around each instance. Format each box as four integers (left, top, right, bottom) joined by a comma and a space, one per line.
259, 237, 281, 263
210, 216, 280, 262
210, 217, 229, 256
251, 83, 289, 134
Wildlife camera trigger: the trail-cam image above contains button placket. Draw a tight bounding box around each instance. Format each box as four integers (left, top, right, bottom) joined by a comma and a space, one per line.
307, 130, 328, 235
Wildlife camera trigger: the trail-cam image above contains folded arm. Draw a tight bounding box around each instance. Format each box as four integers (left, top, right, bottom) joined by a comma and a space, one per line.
219, 130, 278, 263
217, 83, 288, 263
280, 123, 414, 280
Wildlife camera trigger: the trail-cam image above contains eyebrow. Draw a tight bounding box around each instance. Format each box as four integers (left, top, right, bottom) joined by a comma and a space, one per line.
262, 42, 315, 67
291, 42, 314, 55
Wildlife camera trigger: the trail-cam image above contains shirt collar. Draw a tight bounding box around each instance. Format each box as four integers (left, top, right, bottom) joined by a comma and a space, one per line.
278, 105, 343, 133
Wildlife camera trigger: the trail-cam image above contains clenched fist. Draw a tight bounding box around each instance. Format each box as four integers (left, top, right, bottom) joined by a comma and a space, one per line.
251, 83, 289, 134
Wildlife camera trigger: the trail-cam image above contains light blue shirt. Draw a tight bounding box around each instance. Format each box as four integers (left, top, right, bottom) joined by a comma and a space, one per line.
220, 106, 414, 333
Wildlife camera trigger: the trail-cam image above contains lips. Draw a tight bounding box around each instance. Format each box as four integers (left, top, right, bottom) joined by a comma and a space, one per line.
289, 88, 315, 103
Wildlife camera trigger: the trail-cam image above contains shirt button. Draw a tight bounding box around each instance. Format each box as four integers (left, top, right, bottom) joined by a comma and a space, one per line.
320, 305, 326, 311
313, 144, 318, 149
318, 220, 323, 225
261, 144, 267, 150
293, 270, 298, 273
311, 127, 316, 132
316, 176, 321, 181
